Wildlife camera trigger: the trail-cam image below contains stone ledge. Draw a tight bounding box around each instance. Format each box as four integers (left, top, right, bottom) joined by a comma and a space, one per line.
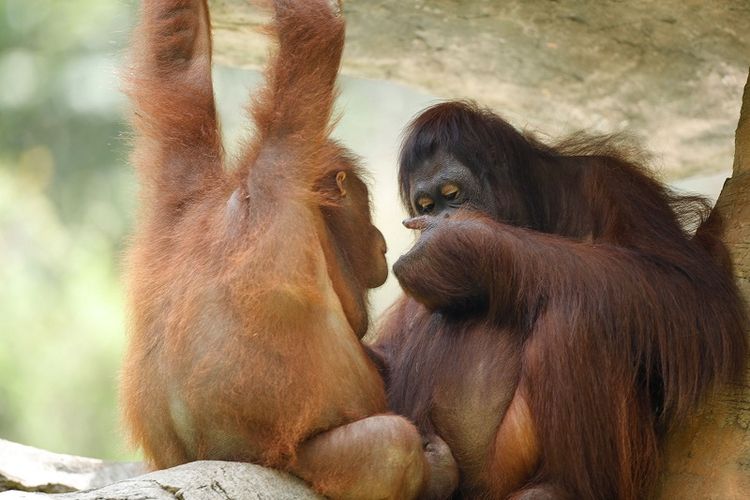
0, 440, 321, 500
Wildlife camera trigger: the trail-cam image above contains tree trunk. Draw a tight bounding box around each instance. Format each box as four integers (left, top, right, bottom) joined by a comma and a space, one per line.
658, 68, 750, 499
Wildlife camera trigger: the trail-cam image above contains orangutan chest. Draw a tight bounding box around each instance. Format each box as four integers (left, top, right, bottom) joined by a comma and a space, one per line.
428, 327, 521, 473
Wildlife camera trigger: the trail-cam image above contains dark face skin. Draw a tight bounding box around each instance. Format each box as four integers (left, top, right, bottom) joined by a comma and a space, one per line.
407, 151, 497, 219
328, 171, 388, 289
347, 175, 388, 288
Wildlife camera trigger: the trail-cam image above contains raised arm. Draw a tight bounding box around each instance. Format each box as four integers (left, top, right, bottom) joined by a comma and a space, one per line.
252, 0, 343, 137
244, 0, 348, 187
124, 0, 223, 209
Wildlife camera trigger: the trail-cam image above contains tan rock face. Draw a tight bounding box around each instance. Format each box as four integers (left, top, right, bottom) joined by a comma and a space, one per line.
209, 0, 750, 179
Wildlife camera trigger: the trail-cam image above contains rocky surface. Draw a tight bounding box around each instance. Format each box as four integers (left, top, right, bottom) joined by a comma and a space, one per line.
0, 461, 321, 500
0, 439, 321, 500
0, 439, 144, 494
209, 0, 749, 179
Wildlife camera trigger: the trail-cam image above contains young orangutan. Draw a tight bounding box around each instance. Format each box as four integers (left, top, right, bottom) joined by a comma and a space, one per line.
120, 1, 457, 498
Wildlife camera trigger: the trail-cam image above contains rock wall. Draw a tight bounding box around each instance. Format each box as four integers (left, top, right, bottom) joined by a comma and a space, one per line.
209, 0, 750, 178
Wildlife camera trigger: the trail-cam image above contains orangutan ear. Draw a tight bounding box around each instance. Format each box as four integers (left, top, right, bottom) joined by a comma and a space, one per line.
335, 171, 348, 197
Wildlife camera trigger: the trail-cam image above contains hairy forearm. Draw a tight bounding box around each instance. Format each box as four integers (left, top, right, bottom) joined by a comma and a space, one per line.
393, 212, 647, 323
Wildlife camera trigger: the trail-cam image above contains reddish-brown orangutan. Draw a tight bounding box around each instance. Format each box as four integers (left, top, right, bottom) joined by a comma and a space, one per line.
119, 1, 456, 498
372, 101, 748, 499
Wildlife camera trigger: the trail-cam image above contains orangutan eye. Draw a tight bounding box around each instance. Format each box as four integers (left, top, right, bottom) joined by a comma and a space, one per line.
441, 183, 460, 200
416, 196, 435, 213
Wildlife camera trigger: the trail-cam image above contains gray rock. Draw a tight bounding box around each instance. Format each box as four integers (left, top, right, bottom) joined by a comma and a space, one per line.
0, 440, 321, 500
0, 439, 145, 494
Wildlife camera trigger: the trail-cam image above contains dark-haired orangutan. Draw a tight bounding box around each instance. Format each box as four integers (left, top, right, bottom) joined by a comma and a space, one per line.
372, 101, 747, 499
120, 1, 456, 498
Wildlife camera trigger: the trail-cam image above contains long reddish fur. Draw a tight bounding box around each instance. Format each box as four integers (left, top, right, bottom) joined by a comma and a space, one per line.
375, 101, 748, 499
119, 2, 421, 496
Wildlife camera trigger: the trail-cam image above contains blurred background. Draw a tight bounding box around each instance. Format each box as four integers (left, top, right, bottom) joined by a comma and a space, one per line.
0, 0, 737, 461
0, 0, 138, 460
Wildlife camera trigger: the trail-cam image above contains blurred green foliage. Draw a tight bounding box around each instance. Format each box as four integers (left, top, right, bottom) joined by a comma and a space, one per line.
0, 0, 138, 460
